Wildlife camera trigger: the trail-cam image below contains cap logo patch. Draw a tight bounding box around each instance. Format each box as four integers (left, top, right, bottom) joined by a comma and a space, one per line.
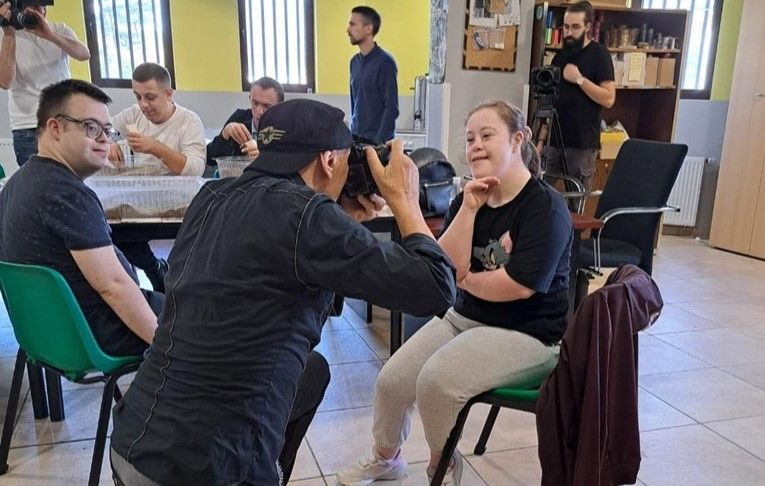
258, 126, 286, 145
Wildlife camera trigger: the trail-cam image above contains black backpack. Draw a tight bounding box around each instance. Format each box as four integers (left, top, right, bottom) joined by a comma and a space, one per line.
410, 147, 457, 218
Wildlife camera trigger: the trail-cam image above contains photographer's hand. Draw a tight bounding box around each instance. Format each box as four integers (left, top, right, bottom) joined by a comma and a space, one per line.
23, 9, 90, 61
340, 194, 385, 223
1, 3, 14, 35
24, 8, 53, 40
366, 139, 433, 239
0, 3, 16, 90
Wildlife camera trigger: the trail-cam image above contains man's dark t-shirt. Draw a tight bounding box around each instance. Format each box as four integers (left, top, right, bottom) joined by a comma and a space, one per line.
0, 156, 153, 356
552, 41, 615, 149
443, 177, 573, 345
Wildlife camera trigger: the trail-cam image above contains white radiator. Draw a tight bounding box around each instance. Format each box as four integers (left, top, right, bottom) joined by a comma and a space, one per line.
664, 156, 707, 227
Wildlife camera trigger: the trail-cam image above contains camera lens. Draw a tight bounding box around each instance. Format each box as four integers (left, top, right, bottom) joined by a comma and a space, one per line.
19, 13, 38, 29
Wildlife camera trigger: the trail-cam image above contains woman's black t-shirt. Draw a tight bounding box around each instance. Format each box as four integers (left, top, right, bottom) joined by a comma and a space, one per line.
442, 177, 572, 344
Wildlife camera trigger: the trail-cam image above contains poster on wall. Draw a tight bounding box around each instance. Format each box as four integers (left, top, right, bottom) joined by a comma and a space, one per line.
469, 0, 521, 28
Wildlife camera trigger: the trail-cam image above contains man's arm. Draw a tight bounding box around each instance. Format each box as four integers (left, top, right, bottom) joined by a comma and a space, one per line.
26, 13, 89, 61
374, 60, 399, 142
563, 60, 616, 108
0, 31, 16, 90
70, 246, 157, 344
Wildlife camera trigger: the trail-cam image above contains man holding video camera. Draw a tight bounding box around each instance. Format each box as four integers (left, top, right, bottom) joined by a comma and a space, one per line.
0, 0, 90, 167
110, 98, 456, 485
548, 0, 615, 190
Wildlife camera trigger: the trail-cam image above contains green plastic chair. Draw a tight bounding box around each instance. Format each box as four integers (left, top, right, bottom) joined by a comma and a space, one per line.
0, 165, 5, 179
0, 262, 142, 486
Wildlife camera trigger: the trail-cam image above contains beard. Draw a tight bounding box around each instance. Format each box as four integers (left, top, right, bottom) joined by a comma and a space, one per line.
561, 32, 586, 58
349, 35, 360, 46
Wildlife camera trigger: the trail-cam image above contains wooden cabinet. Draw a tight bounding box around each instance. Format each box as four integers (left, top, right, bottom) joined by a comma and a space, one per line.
709, 0, 765, 259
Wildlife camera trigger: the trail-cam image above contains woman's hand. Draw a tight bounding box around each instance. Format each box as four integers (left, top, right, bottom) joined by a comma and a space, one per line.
461, 176, 500, 212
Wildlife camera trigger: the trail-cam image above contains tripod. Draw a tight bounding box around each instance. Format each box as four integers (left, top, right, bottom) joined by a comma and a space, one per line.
529, 91, 570, 178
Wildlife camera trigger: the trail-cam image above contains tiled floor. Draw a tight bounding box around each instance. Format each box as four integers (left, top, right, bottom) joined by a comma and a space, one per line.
1, 236, 765, 485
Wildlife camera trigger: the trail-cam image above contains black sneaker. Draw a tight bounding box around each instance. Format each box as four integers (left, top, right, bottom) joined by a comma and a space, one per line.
145, 258, 168, 293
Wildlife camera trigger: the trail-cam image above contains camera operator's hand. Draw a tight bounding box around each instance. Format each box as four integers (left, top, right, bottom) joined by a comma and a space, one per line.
461, 177, 500, 212
24, 8, 53, 41
563, 64, 582, 85
340, 193, 385, 223
366, 139, 433, 239
222, 122, 252, 146
1, 3, 14, 35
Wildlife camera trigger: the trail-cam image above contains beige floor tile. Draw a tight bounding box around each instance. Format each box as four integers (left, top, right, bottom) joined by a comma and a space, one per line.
289, 477, 326, 486
0, 356, 29, 398
656, 278, 736, 304
637, 334, 711, 376
674, 298, 765, 330
290, 439, 322, 481
637, 387, 695, 431
466, 446, 541, 485
374, 458, 487, 486
735, 324, 765, 344
324, 315, 354, 332
10, 387, 107, 448
318, 361, 382, 413
2, 439, 112, 485
342, 300, 372, 330
0, 326, 19, 359
640, 368, 765, 422
638, 424, 765, 486
706, 416, 765, 461
722, 362, 765, 391
646, 303, 720, 335
316, 329, 379, 365
457, 404, 538, 457
654, 328, 765, 367
354, 324, 391, 360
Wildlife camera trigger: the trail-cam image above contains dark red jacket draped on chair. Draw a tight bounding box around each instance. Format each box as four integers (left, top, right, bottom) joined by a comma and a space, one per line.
536, 265, 663, 485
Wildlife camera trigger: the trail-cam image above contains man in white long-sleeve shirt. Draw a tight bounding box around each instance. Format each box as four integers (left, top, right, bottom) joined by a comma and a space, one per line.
109, 62, 205, 291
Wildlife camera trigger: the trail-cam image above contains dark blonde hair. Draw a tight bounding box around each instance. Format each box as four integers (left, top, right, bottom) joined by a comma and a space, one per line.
465, 100, 541, 177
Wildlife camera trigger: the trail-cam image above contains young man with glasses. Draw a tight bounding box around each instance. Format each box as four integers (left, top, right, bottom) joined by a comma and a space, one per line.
0, 79, 161, 356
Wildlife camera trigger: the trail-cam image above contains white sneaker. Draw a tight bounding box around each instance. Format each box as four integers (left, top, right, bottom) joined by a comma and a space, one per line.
427, 452, 463, 485
337, 449, 408, 486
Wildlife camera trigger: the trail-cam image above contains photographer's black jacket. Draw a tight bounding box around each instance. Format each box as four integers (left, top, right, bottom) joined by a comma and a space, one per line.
206, 108, 255, 165
110, 169, 456, 485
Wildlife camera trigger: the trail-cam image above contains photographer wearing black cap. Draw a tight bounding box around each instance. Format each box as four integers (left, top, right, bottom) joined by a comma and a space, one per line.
110, 98, 456, 485
0, 1, 90, 167
547, 0, 615, 189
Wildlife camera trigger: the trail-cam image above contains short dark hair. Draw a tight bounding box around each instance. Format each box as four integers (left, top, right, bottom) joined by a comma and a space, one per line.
566, 1, 593, 25
36, 79, 112, 134
251, 76, 285, 103
132, 62, 172, 87
352, 6, 381, 36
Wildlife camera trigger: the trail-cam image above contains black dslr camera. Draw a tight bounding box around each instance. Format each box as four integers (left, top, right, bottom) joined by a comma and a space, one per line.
343, 136, 390, 198
530, 65, 561, 95
0, 0, 53, 30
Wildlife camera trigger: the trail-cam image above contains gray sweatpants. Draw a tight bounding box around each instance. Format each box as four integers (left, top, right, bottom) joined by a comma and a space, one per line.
372, 309, 559, 453
544, 146, 598, 190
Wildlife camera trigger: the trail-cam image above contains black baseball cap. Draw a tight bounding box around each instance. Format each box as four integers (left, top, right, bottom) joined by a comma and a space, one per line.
249, 98, 353, 175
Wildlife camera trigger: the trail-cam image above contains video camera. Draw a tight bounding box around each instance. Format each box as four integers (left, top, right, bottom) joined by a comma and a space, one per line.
0, 0, 53, 30
529, 65, 560, 111
343, 136, 390, 198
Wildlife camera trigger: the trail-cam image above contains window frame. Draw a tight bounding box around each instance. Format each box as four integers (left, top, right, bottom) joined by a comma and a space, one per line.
82, 0, 176, 89
236, 0, 316, 93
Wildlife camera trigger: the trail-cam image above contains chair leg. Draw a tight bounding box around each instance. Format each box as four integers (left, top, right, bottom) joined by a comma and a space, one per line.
26, 362, 48, 420
89, 374, 119, 486
430, 400, 475, 486
0, 350, 27, 474
44, 369, 65, 422
474, 405, 500, 456
113, 383, 123, 404
366, 301, 373, 323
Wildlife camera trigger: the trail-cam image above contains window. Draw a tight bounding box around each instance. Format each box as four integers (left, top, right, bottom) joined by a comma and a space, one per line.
237, 0, 315, 93
83, 0, 175, 88
643, 0, 723, 99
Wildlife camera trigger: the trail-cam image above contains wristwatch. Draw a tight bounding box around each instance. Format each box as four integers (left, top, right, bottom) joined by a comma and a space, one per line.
576, 75, 585, 86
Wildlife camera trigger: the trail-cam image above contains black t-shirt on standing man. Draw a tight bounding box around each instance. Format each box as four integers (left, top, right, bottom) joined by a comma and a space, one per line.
552, 41, 615, 150
442, 177, 573, 345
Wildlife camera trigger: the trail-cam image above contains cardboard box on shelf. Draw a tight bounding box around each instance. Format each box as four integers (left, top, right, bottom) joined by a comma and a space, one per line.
600, 131, 629, 160
644, 56, 659, 86
658, 58, 676, 86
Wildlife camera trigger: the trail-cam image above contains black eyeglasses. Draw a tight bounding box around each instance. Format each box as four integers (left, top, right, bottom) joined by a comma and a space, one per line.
55, 114, 121, 143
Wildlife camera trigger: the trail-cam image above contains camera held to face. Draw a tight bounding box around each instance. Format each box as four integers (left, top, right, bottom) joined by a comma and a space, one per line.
0, 0, 54, 30
343, 136, 390, 198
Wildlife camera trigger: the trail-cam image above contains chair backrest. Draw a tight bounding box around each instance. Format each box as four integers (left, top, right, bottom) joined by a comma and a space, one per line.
595, 139, 688, 273
0, 261, 136, 380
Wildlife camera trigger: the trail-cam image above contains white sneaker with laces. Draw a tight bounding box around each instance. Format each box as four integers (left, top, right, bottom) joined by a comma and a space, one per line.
336, 449, 408, 486
427, 451, 463, 485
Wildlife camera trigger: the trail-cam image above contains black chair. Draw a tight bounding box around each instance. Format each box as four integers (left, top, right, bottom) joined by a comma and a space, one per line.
578, 139, 687, 275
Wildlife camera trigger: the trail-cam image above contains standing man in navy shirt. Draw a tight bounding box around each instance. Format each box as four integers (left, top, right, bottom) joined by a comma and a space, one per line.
347, 6, 399, 143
